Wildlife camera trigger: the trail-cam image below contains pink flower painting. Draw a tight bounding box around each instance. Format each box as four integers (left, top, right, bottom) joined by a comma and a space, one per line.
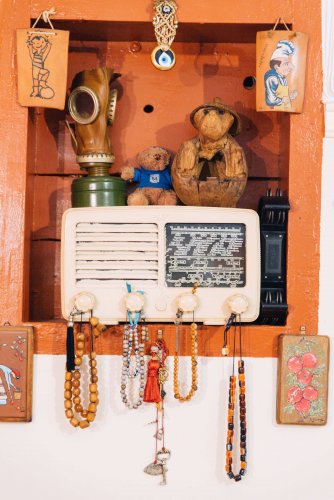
283, 340, 325, 421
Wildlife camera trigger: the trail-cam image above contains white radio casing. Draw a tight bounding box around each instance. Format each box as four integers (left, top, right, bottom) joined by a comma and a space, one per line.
61, 206, 261, 325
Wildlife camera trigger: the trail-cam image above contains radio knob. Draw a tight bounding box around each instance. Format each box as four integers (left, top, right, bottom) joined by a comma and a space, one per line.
177, 292, 199, 313
73, 292, 96, 313
125, 291, 145, 313
227, 294, 249, 315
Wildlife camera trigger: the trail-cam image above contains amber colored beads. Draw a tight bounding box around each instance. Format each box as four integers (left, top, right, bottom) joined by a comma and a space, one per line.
225, 360, 247, 481
173, 322, 198, 402
64, 330, 99, 429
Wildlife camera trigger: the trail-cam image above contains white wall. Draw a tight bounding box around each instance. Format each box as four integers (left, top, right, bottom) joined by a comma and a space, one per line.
1, 355, 333, 500
1, 3, 334, 499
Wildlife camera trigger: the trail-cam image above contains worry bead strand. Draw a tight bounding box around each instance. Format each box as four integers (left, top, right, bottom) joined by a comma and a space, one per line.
225, 361, 247, 480
64, 318, 100, 428
173, 321, 198, 402
121, 321, 146, 409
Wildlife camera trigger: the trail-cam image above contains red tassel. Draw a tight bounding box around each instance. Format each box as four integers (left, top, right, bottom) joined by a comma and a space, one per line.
144, 359, 161, 403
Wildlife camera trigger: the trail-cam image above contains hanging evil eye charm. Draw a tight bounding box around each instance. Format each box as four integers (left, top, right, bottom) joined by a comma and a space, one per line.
151, 46, 176, 71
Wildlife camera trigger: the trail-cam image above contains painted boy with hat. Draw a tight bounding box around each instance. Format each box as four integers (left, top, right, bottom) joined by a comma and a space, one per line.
264, 40, 298, 108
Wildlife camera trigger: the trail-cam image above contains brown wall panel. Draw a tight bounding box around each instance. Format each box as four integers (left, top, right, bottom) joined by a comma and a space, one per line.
32, 176, 73, 240
30, 241, 61, 321
34, 42, 285, 180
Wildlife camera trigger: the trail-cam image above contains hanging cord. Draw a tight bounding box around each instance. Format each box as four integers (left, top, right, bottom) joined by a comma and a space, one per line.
222, 313, 236, 356
239, 314, 243, 363
90, 309, 94, 354
32, 7, 56, 29
161, 398, 165, 450
160, 340, 167, 451
154, 407, 159, 463
175, 310, 182, 355
66, 311, 75, 372
272, 17, 290, 31
232, 316, 237, 377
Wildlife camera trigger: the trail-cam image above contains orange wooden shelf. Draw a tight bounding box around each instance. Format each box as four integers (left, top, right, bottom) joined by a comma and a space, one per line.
28, 321, 302, 358
30, 0, 293, 24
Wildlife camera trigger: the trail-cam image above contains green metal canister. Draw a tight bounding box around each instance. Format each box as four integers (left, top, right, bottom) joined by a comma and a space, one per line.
71, 175, 126, 207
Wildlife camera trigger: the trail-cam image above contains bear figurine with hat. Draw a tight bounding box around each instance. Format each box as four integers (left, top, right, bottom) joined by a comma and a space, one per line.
171, 97, 248, 207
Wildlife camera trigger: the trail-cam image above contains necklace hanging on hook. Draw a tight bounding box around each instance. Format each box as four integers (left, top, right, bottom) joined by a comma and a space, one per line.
151, 0, 178, 70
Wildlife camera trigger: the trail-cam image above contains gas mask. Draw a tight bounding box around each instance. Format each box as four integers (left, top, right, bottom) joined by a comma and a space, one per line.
67, 67, 120, 175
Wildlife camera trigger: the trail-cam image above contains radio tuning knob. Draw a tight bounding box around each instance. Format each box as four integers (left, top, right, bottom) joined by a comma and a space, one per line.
227, 294, 249, 315
177, 293, 199, 313
125, 291, 145, 313
73, 292, 96, 313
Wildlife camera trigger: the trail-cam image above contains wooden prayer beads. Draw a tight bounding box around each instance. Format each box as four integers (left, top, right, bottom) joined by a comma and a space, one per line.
225, 361, 247, 480
64, 316, 102, 429
223, 315, 247, 481
173, 321, 198, 402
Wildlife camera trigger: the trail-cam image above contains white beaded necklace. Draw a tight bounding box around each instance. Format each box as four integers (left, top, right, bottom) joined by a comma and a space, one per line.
120, 311, 147, 409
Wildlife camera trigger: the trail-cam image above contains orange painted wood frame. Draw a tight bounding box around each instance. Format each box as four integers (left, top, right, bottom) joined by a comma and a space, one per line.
0, 1, 323, 357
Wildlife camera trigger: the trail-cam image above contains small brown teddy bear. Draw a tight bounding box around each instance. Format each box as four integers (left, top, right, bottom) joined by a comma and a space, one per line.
121, 146, 177, 206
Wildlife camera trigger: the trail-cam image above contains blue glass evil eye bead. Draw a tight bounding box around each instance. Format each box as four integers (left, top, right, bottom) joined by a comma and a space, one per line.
158, 50, 173, 67
151, 47, 176, 70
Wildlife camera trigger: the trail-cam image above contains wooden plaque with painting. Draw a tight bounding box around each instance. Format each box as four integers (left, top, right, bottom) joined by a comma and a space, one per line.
256, 30, 308, 113
0, 326, 33, 422
277, 334, 329, 425
16, 28, 69, 109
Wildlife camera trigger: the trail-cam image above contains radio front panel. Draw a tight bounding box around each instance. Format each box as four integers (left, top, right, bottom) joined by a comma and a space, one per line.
61, 206, 261, 325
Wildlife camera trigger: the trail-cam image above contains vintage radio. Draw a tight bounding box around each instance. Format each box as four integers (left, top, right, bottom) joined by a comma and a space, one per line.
61, 206, 261, 325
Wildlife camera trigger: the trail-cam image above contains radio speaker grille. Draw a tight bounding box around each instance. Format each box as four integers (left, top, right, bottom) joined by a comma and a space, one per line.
75, 222, 159, 288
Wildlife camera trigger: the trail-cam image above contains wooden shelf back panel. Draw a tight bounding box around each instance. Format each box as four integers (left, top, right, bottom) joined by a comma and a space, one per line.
33, 41, 288, 179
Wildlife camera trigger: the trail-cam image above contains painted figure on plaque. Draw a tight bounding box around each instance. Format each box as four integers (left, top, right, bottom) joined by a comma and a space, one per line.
264, 40, 297, 109
0, 379, 7, 405
0, 365, 21, 403
27, 34, 54, 99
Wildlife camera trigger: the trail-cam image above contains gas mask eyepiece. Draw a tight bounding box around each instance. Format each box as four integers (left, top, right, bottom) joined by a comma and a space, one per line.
68, 86, 100, 125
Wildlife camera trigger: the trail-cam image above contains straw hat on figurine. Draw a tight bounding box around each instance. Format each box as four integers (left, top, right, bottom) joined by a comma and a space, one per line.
190, 97, 242, 137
